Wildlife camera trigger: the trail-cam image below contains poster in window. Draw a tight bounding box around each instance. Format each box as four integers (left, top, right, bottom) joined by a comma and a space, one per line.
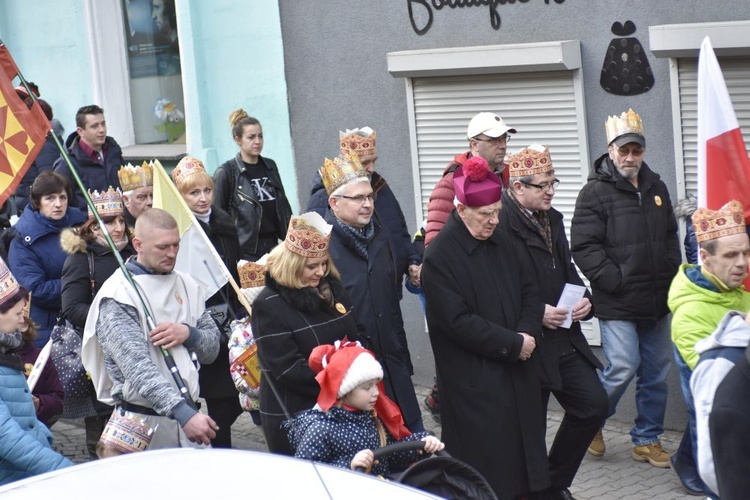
123, 0, 181, 78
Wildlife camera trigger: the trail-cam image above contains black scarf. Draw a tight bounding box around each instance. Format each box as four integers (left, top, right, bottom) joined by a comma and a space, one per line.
335, 219, 375, 259
508, 189, 553, 254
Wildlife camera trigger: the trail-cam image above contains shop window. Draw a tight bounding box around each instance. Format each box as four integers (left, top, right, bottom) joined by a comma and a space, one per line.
121, 0, 185, 145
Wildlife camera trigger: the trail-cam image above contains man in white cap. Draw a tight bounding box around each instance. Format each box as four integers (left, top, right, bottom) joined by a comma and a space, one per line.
424, 111, 515, 246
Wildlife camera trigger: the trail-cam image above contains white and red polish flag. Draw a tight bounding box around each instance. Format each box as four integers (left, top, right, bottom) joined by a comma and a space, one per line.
697, 36, 750, 218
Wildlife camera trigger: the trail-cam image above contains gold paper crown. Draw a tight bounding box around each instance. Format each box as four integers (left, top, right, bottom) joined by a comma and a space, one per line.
88, 187, 123, 219
118, 161, 154, 192
171, 156, 207, 186
507, 145, 553, 178
238, 259, 267, 289
605, 109, 644, 145
339, 127, 377, 158
0, 257, 20, 307
319, 153, 368, 195
285, 212, 333, 258
693, 200, 746, 243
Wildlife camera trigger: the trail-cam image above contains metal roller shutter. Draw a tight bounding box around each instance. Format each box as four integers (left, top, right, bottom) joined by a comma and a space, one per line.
407, 71, 599, 343
677, 57, 750, 196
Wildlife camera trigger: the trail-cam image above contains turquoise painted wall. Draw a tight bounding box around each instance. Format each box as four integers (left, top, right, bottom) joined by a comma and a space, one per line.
178, 0, 298, 212
0, 0, 297, 212
0, 0, 93, 140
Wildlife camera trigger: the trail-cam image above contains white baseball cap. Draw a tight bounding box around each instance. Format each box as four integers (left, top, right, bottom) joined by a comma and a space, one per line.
467, 112, 516, 140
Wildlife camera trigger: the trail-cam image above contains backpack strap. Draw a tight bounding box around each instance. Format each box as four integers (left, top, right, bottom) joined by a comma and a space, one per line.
87, 250, 96, 299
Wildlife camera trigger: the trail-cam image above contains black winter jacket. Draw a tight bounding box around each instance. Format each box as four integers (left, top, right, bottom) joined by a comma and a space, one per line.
213, 154, 292, 260
53, 133, 123, 210
571, 154, 680, 321
252, 273, 361, 453
60, 229, 136, 329
498, 190, 602, 390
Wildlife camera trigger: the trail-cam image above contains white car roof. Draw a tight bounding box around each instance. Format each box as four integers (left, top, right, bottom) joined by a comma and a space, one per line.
0, 448, 441, 499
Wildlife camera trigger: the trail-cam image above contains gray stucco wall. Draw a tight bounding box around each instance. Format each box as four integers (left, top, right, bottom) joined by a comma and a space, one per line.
278, 0, 750, 431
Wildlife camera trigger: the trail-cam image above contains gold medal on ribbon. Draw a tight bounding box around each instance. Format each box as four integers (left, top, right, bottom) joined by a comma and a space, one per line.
654, 195, 662, 206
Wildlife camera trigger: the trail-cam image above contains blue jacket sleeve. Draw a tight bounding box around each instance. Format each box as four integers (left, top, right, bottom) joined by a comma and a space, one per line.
0, 396, 72, 477
9, 238, 61, 308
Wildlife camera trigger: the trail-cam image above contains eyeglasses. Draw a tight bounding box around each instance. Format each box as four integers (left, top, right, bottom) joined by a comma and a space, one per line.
337, 193, 377, 204
521, 179, 560, 191
473, 134, 510, 145
616, 146, 644, 157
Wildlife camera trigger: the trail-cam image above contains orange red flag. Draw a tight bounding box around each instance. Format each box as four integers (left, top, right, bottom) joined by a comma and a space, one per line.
0, 43, 50, 206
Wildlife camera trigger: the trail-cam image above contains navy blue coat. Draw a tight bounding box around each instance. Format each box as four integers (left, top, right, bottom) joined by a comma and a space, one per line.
308, 171, 420, 281
325, 212, 423, 433
0, 358, 72, 485
9, 207, 87, 346
53, 133, 123, 210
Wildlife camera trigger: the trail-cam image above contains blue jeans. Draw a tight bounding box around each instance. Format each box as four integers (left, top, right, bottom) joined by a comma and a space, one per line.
599, 317, 672, 446
673, 347, 714, 495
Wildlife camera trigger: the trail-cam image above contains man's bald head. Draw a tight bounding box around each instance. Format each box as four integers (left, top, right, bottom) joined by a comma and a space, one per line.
133, 208, 180, 274
134, 207, 178, 239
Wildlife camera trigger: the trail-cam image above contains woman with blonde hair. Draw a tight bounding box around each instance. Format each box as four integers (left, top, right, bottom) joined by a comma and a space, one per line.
213, 109, 292, 261
172, 156, 243, 448
252, 212, 362, 455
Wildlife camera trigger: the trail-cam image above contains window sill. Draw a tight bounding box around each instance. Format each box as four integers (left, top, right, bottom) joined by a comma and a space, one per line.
121, 143, 187, 164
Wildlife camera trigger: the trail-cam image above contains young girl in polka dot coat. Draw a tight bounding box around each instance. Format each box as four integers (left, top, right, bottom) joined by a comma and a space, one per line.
286, 340, 443, 475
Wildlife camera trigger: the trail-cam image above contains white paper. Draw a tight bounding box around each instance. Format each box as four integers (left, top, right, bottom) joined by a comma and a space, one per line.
27, 338, 52, 393
556, 283, 587, 329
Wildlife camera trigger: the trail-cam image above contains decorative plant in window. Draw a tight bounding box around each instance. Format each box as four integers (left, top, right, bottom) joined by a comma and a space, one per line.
154, 98, 185, 143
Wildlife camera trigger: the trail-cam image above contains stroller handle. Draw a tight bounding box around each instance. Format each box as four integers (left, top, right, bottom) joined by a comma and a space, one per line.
354, 440, 450, 472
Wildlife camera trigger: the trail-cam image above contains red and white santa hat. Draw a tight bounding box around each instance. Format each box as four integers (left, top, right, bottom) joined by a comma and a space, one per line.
309, 339, 411, 440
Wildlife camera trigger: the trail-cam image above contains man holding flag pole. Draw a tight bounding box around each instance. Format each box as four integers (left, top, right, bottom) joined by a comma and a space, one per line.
1, 39, 223, 451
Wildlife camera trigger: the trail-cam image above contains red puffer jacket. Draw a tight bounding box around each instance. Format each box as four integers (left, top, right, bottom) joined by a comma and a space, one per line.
424, 151, 509, 247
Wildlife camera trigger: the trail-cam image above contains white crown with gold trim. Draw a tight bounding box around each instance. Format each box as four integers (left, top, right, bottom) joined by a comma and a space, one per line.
0, 257, 20, 307
339, 127, 377, 158
605, 108, 644, 145
118, 161, 154, 192
88, 187, 123, 219
285, 212, 333, 258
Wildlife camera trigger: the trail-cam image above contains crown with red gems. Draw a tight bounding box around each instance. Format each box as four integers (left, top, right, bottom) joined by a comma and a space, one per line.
605, 108, 644, 145
339, 127, 377, 158
87, 186, 123, 219
507, 144, 553, 178
319, 153, 368, 195
238, 259, 267, 289
0, 257, 20, 307
171, 156, 207, 186
118, 161, 154, 192
693, 200, 746, 243
285, 212, 332, 258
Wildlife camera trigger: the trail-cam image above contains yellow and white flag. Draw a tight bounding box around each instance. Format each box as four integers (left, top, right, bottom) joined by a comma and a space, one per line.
152, 159, 231, 296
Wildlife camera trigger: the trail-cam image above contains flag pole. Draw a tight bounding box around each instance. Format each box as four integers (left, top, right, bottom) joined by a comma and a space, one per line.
0, 39, 197, 410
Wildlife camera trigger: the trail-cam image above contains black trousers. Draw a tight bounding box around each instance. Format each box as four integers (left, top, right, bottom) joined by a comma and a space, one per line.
204, 397, 243, 449
541, 350, 608, 489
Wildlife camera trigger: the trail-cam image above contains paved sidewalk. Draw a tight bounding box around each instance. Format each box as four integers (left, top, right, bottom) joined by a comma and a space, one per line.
52, 385, 695, 499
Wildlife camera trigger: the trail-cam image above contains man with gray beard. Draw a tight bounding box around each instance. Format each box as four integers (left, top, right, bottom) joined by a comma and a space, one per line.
571, 109, 680, 468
